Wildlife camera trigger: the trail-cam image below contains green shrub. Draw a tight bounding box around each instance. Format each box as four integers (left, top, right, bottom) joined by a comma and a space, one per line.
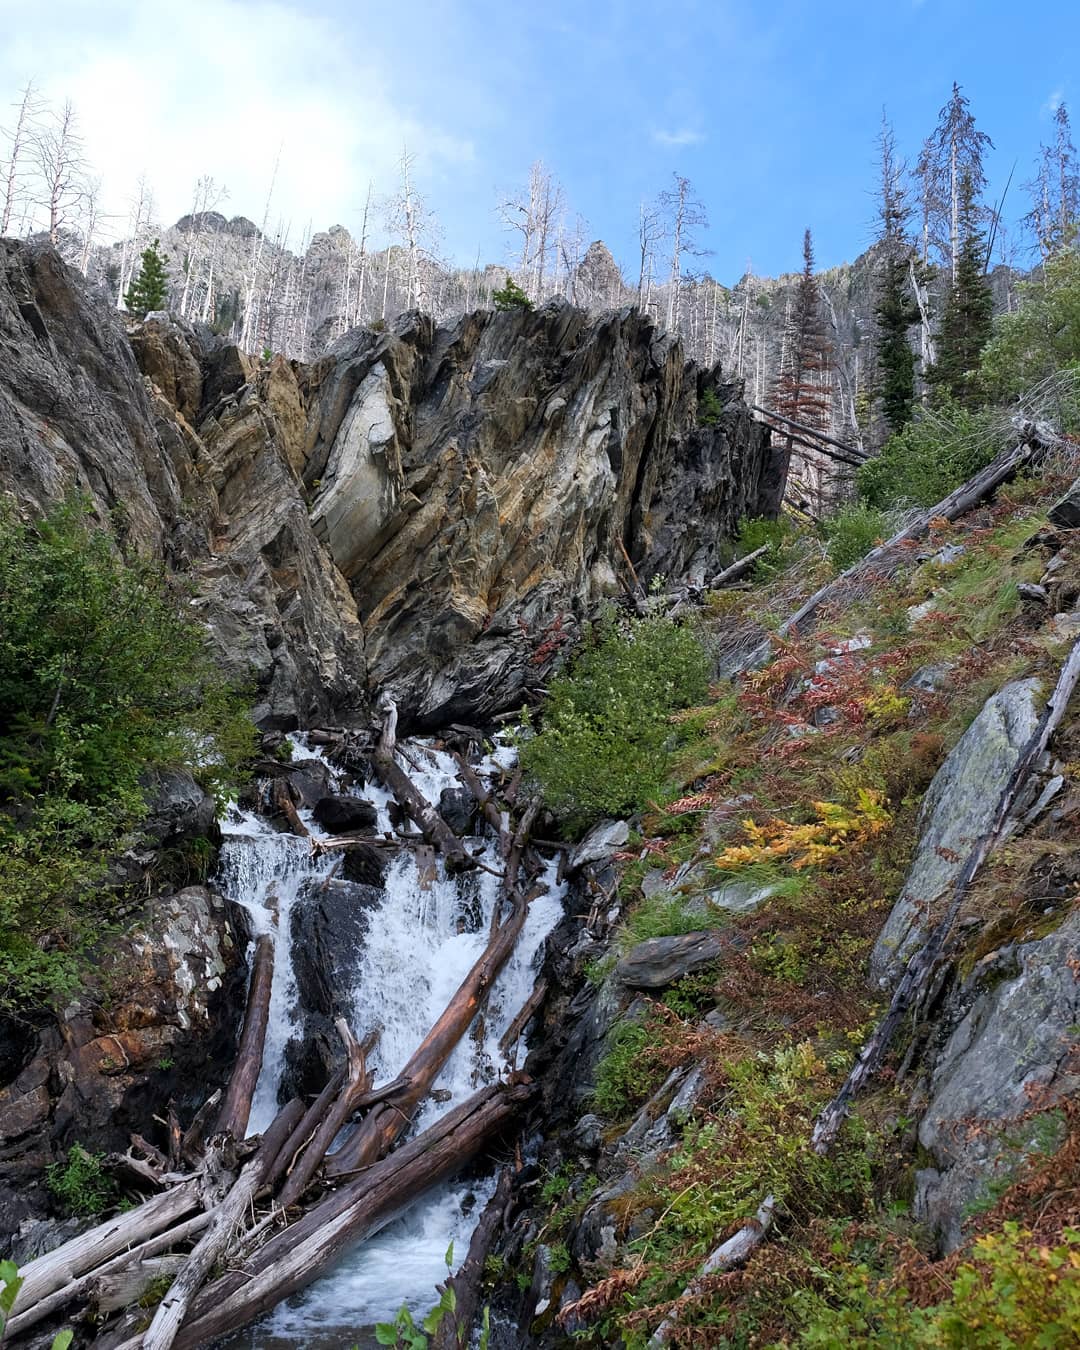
698, 387, 723, 426
980, 244, 1080, 406
593, 1018, 663, 1118
0, 498, 255, 1007
491, 276, 533, 311
857, 399, 1004, 509
733, 515, 796, 578
822, 503, 890, 571
520, 614, 709, 832
1, 1262, 72, 1347
46, 1144, 118, 1217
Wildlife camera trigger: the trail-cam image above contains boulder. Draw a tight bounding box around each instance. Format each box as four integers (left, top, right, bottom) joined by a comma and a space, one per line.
340, 840, 389, 888
616, 931, 725, 990
569, 820, 630, 873
914, 910, 1080, 1250
313, 794, 379, 834
870, 679, 1043, 987
139, 767, 218, 846
438, 784, 477, 836
1047, 476, 1080, 529
707, 878, 780, 914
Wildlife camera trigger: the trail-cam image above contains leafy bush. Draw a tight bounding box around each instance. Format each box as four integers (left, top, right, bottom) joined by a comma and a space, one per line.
797, 1224, 1080, 1347
520, 614, 709, 832
491, 276, 533, 311
46, 1144, 118, 1217
821, 503, 890, 571
857, 399, 1004, 509
0, 499, 254, 1006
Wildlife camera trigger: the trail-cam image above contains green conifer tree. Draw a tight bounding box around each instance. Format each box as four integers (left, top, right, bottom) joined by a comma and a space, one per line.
873, 116, 919, 437
491, 276, 533, 311
928, 173, 993, 407
124, 239, 169, 315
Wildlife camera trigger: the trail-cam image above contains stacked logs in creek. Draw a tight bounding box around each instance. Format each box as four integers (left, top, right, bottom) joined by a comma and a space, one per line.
6, 700, 548, 1350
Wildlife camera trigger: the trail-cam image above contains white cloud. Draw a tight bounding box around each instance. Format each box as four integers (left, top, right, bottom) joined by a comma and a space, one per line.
650, 127, 705, 149
0, 0, 474, 242
1043, 87, 1065, 116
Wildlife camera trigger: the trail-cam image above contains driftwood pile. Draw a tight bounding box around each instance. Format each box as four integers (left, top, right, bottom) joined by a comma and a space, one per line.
8, 700, 548, 1349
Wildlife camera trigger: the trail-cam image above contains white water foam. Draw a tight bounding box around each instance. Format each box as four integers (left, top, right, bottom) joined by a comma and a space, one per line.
215, 734, 564, 1346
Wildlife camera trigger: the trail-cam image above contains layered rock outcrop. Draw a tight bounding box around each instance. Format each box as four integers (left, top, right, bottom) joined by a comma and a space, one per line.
1, 241, 781, 731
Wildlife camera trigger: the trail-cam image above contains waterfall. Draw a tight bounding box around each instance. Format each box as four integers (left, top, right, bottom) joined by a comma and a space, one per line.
217, 735, 565, 1348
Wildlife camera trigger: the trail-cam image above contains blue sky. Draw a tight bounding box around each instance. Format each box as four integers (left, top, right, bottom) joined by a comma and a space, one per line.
1, 0, 1076, 281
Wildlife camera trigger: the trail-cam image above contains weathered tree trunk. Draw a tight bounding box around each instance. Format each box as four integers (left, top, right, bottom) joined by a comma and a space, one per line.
163, 1084, 533, 1350
707, 546, 768, 590
452, 750, 511, 855
216, 929, 275, 1141
260, 1066, 345, 1195
325, 894, 532, 1176
431, 1168, 513, 1350
373, 694, 471, 871
271, 776, 309, 838
648, 1196, 776, 1347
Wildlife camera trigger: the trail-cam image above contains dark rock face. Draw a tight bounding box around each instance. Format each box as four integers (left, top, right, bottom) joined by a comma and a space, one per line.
0, 242, 779, 731
312, 794, 378, 834
615, 931, 726, 990
303, 305, 782, 725
0, 239, 365, 730
139, 767, 219, 847
0, 886, 245, 1248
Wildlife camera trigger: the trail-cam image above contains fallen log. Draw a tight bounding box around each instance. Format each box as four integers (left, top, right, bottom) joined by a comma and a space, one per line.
10, 1180, 202, 1318
276, 1020, 376, 1208
270, 776, 309, 838
139, 1097, 305, 1350
498, 978, 548, 1057
216, 928, 275, 1141
707, 545, 768, 590
373, 694, 471, 872
261, 1065, 346, 1196
160, 1084, 534, 1350
648, 1195, 776, 1347
452, 750, 511, 855
325, 897, 533, 1176
4, 1212, 211, 1340
812, 631, 1080, 1153
430, 1168, 513, 1350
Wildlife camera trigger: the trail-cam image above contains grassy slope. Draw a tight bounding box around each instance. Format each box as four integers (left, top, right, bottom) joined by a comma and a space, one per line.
534, 465, 1080, 1346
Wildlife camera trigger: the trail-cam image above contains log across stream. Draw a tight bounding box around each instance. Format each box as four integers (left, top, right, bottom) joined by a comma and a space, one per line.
210, 735, 566, 1347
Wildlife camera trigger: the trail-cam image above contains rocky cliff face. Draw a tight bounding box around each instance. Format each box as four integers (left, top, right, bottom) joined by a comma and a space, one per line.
0, 240, 781, 730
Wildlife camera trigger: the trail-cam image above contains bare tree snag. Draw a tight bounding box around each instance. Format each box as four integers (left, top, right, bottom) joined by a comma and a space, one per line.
180, 1089, 221, 1165
276, 1019, 376, 1208
5, 1213, 211, 1340
813, 632, 1080, 1153
163, 1084, 534, 1350
648, 1196, 776, 1347
216, 930, 275, 1141
431, 1168, 513, 1350
373, 694, 470, 872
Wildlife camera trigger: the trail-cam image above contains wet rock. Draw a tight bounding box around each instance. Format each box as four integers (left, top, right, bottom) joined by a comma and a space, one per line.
871, 679, 1043, 987
570, 1113, 604, 1154
569, 820, 630, 873
616, 930, 725, 990
438, 784, 477, 836
914, 910, 1080, 1250
1048, 476, 1080, 529
312, 794, 378, 834
139, 767, 218, 846
340, 840, 389, 888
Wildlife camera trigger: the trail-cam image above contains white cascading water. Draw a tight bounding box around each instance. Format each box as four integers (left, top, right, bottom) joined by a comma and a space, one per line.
218, 736, 564, 1349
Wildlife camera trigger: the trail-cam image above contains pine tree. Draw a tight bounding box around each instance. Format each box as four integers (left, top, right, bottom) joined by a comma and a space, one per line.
491, 275, 533, 311
772, 229, 835, 512
124, 238, 169, 314
928, 173, 993, 407
873, 116, 919, 437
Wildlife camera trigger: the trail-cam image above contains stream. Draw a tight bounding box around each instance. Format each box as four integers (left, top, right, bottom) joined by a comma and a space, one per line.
215, 736, 565, 1348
